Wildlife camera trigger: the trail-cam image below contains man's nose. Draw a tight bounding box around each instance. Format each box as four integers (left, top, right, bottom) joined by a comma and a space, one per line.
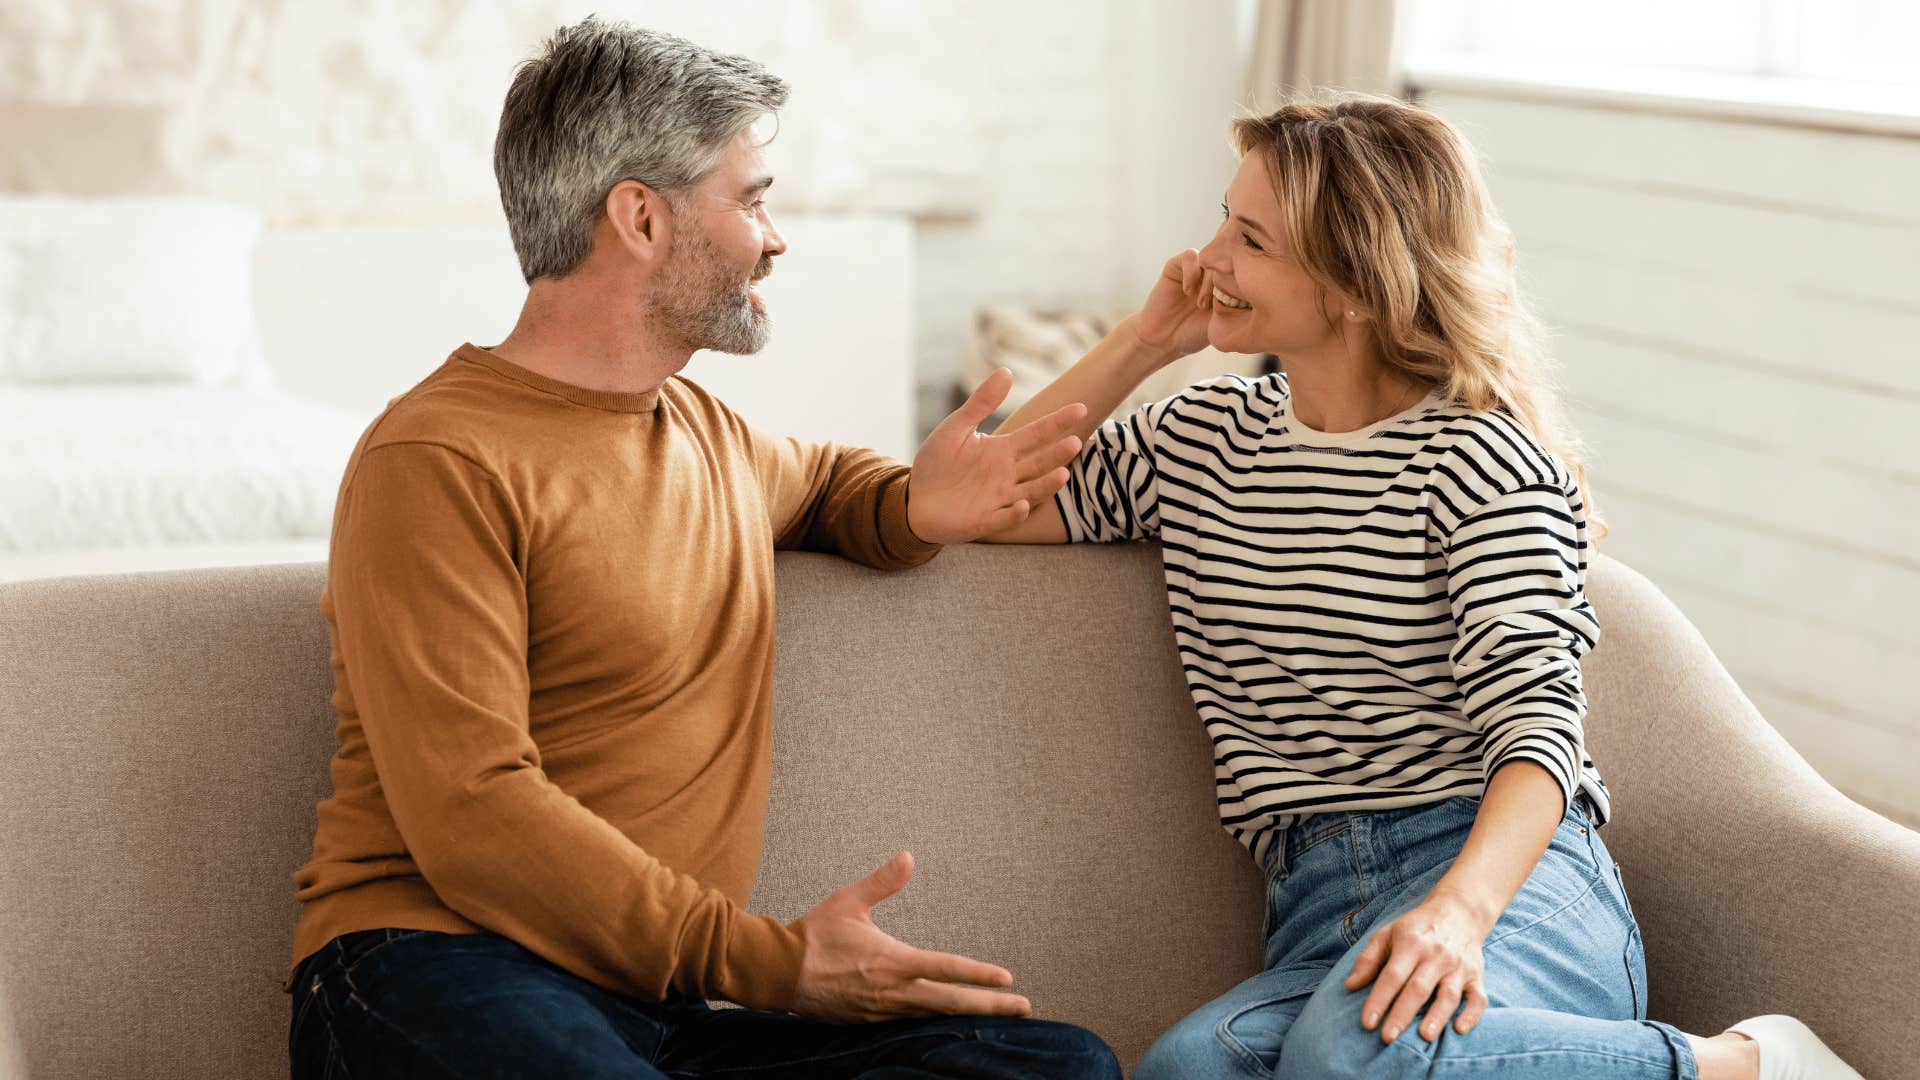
761, 210, 788, 257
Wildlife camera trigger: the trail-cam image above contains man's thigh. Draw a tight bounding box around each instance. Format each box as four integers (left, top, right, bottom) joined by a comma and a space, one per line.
294, 929, 669, 1080
662, 1006, 1121, 1079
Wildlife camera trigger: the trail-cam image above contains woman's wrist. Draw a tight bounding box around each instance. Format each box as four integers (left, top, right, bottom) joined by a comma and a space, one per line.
1112, 313, 1186, 377
1426, 881, 1502, 938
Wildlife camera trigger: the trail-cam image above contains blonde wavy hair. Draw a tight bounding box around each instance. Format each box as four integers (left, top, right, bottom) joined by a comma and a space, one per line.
1231, 93, 1603, 536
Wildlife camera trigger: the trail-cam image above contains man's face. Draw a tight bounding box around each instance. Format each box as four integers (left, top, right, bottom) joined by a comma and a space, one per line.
648, 129, 787, 355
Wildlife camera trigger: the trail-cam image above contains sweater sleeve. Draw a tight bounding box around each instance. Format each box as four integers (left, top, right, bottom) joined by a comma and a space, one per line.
1441, 482, 1601, 813
747, 428, 942, 570
327, 441, 806, 1009
1053, 392, 1181, 543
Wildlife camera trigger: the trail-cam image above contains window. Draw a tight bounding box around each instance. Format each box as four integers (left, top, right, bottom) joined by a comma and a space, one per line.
1404, 0, 1920, 123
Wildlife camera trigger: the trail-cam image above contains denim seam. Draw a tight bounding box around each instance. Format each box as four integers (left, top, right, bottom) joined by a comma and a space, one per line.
1481, 870, 1602, 950
338, 956, 465, 1079
1214, 988, 1317, 1075
307, 970, 353, 1080
1387, 1030, 1679, 1072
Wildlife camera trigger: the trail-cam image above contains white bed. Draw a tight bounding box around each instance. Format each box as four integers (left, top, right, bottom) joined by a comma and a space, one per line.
0, 198, 916, 583
0, 384, 362, 580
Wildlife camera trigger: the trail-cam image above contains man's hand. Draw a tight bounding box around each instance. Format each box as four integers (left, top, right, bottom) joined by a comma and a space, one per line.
790, 851, 1033, 1023
907, 369, 1086, 545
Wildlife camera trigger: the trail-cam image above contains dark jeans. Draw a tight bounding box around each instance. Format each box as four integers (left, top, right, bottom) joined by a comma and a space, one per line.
290, 928, 1121, 1079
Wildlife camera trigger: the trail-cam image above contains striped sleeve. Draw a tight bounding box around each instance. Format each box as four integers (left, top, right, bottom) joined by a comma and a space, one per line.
1054, 395, 1178, 543
1442, 481, 1600, 811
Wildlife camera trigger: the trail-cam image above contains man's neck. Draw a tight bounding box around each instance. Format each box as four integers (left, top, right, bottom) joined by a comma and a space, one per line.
486, 274, 691, 395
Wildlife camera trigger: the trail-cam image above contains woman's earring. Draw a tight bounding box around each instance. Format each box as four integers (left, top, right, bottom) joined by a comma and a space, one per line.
1346, 309, 1359, 320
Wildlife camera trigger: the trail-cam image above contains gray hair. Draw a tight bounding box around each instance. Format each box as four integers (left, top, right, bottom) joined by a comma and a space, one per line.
494, 18, 789, 283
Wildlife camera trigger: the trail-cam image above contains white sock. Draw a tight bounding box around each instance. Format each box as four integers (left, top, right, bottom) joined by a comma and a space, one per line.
1724, 1015, 1863, 1080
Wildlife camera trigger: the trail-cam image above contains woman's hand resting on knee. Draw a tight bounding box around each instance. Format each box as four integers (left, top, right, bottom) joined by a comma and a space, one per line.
1343, 890, 1493, 1045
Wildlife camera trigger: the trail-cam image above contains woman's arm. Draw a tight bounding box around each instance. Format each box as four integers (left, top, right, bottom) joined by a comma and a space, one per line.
1343, 761, 1564, 1043
979, 250, 1216, 544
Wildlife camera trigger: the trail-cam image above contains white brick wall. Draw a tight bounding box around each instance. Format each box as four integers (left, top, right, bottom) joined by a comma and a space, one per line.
0, 0, 1252, 425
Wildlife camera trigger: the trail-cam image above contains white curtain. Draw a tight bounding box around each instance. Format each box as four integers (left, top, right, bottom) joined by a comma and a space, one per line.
1245, 0, 1404, 111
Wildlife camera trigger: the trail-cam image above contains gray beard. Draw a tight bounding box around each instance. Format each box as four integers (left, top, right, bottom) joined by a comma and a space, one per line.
650, 222, 772, 356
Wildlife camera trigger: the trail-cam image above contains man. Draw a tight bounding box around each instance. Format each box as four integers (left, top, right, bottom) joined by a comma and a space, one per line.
285, 18, 1118, 1079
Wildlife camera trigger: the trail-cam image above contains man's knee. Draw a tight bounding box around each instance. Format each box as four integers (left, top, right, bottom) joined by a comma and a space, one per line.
958, 1017, 1121, 1079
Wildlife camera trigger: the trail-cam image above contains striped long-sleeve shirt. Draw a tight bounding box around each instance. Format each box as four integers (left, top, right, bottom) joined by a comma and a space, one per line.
1057, 373, 1610, 862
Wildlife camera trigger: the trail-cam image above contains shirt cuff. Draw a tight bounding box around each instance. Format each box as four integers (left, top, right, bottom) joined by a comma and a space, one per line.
713, 912, 809, 1011
878, 469, 944, 566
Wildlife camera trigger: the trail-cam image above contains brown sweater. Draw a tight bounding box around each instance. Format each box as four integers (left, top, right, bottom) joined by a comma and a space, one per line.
288, 344, 939, 1010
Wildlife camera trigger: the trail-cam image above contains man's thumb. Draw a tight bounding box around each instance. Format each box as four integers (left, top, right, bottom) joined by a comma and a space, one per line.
847, 851, 915, 910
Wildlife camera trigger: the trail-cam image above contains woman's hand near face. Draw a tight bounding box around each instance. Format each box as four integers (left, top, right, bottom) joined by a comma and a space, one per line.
1131, 248, 1214, 359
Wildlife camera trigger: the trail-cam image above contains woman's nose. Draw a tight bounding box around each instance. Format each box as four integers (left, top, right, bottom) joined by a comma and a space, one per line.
1197, 226, 1230, 273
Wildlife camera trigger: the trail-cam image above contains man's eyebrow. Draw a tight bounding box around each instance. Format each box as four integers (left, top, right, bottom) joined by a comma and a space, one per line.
742, 175, 774, 198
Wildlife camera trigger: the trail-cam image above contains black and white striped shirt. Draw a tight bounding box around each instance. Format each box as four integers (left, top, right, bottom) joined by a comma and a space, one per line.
1057, 373, 1610, 862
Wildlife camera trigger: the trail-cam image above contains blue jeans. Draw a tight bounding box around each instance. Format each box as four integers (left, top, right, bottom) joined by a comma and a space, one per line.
1136, 795, 1700, 1079
289, 927, 1120, 1078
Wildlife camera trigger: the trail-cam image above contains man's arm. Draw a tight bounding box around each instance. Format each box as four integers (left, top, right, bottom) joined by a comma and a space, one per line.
330, 442, 804, 1009
335, 440, 1031, 1020
978, 315, 1177, 544
747, 371, 1087, 560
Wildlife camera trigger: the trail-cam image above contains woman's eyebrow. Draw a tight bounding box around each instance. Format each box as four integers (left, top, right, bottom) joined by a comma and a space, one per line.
1223, 194, 1272, 237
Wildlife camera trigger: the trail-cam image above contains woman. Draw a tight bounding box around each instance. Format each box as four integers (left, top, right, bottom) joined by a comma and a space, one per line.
983, 95, 1859, 1080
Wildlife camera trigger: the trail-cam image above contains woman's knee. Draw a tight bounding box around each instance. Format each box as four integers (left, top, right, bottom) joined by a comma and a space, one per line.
1137, 1000, 1290, 1080
1279, 982, 1432, 1079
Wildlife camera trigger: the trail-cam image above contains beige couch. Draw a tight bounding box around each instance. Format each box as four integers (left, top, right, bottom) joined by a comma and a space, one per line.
1, 543, 1915, 1079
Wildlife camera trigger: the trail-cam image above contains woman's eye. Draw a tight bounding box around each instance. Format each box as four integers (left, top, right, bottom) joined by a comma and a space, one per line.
1241, 233, 1263, 251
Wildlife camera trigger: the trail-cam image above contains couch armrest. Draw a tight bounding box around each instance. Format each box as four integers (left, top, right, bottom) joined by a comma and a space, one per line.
1582, 557, 1920, 1079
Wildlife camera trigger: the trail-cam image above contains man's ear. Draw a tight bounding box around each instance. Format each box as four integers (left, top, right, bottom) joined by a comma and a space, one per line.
604, 179, 668, 266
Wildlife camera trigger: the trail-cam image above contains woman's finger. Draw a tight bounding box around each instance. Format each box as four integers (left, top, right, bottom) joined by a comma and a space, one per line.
1379, 959, 1443, 1044
1345, 931, 1390, 990
1420, 975, 1466, 1042
1454, 979, 1488, 1035
1360, 947, 1419, 1031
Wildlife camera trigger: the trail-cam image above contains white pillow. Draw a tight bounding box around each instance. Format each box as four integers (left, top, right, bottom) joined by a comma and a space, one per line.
0, 195, 267, 385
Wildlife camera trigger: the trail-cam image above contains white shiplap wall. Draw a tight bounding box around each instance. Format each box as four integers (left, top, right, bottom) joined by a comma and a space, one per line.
1416, 87, 1920, 826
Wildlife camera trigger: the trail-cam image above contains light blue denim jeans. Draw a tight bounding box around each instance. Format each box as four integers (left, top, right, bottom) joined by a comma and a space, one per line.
1136, 794, 1699, 1079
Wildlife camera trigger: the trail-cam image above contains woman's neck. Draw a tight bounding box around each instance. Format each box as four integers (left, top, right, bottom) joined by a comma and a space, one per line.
1285, 357, 1428, 434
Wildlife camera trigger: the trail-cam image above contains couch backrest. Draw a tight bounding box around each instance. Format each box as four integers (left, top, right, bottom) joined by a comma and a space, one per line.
0, 542, 1906, 1077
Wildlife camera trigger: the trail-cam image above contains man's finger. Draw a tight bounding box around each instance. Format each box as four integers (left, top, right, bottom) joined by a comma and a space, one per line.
895, 979, 1032, 1018
1002, 402, 1086, 453
951, 368, 1014, 429
899, 947, 1016, 989
1015, 435, 1081, 480
981, 501, 1030, 534
1014, 469, 1070, 508
841, 851, 914, 911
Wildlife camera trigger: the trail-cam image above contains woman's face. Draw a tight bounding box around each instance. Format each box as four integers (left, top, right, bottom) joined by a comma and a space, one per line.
1198, 152, 1350, 356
